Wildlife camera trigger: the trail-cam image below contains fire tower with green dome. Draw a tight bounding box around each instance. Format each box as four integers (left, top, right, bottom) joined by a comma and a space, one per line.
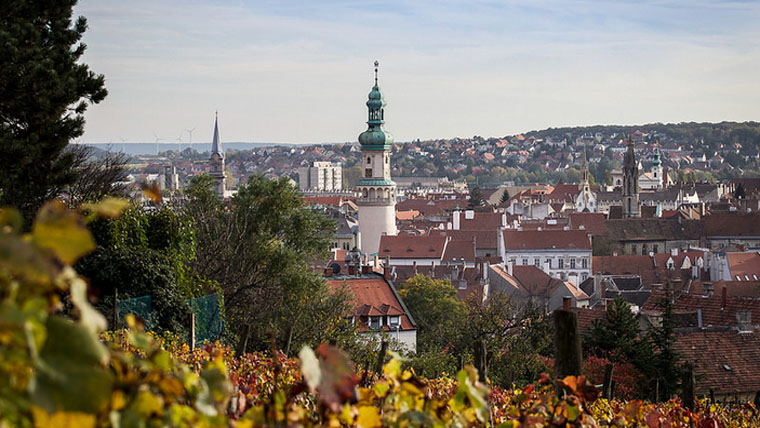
356, 61, 397, 256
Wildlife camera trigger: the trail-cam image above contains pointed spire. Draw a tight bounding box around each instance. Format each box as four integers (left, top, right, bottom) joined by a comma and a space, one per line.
374, 60, 379, 85
211, 111, 223, 156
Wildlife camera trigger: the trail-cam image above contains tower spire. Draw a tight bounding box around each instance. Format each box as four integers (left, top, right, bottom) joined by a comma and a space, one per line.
374, 60, 379, 85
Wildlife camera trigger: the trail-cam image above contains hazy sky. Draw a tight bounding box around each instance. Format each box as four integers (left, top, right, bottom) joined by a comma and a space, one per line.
75, 0, 760, 145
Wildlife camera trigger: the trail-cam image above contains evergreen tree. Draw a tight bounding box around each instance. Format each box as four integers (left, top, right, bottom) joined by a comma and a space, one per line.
646, 282, 682, 401
468, 186, 485, 208
735, 182, 747, 199
498, 188, 510, 205
584, 298, 642, 362
0, 1, 107, 219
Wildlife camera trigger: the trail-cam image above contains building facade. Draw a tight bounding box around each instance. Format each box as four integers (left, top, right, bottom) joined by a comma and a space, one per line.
356, 62, 397, 255
298, 161, 343, 191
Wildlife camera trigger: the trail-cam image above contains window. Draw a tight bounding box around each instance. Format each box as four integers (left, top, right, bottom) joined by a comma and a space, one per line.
558, 259, 564, 269
369, 316, 382, 330
641, 244, 647, 255
534, 258, 540, 267
653, 245, 659, 254
388, 316, 400, 328
365, 168, 372, 178
580, 273, 588, 282
581, 258, 588, 269
522, 258, 528, 266
367, 157, 371, 164
545, 258, 552, 269
570, 258, 576, 269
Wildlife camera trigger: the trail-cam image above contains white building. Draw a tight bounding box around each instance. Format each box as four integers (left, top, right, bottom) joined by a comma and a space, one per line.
356, 62, 397, 256
298, 161, 343, 191
499, 229, 593, 285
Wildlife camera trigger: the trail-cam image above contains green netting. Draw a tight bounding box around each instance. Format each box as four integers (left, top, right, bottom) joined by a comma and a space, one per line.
115, 293, 224, 344
189, 293, 225, 345
117, 295, 157, 331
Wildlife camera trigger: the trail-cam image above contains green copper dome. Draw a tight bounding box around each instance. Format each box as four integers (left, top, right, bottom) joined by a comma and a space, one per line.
358, 61, 393, 150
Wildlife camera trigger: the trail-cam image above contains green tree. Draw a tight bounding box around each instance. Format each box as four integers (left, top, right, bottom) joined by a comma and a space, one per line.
646, 283, 682, 401
0, 1, 107, 219
584, 298, 644, 363
398, 275, 465, 354
468, 186, 485, 208
186, 174, 344, 353
498, 188, 510, 205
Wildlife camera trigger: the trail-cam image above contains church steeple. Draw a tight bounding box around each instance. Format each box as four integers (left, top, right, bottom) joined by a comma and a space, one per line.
358, 61, 394, 150
209, 112, 226, 197
211, 111, 223, 157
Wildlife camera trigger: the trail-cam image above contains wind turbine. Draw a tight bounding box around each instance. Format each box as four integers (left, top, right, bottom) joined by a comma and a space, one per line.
177, 131, 184, 153
185, 128, 195, 152
153, 133, 162, 156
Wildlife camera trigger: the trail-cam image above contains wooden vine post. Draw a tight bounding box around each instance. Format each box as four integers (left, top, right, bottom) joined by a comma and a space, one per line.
554, 298, 582, 379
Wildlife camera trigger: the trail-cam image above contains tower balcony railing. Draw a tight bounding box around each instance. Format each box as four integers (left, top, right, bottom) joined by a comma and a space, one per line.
357, 196, 395, 206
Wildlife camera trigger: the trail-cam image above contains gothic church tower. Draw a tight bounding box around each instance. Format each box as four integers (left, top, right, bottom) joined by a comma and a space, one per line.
209, 112, 226, 196
356, 61, 397, 255
622, 136, 640, 217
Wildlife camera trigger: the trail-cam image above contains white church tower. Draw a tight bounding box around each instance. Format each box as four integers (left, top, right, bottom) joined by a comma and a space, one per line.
356, 61, 397, 256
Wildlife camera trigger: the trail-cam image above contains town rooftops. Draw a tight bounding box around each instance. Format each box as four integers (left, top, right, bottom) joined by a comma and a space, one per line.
379, 235, 448, 259
673, 329, 760, 395
502, 229, 592, 251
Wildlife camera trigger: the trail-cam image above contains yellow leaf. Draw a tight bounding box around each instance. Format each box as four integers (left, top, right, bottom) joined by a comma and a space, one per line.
357, 406, 382, 428
31, 406, 96, 428
383, 358, 402, 379
81, 197, 130, 219
111, 390, 127, 411
32, 200, 95, 265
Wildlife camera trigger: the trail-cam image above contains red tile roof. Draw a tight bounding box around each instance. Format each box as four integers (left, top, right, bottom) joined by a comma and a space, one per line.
727, 252, 760, 279
673, 330, 760, 395
379, 235, 448, 259
396, 209, 421, 221
444, 230, 498, 249
442, 240, 476, 264
643, 293, 760, 328
704, 214, 760, 237
503, 229, 591, 251
689, 281, 760, 299
327, 275, 415, 332
454, 211, 504, 230
569, 212, 607, 235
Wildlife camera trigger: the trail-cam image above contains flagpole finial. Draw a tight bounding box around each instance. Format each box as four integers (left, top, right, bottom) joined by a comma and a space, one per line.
374, 60, 379, 84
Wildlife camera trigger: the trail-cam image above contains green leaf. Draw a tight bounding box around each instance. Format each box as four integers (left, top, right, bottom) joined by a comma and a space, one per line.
32, 200, 95, 265
29, 316, 112, 413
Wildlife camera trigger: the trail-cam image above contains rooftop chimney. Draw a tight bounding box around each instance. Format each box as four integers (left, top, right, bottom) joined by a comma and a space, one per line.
562, 296, 572, 310
507, 260, 514, 276
721, 286, 727, 310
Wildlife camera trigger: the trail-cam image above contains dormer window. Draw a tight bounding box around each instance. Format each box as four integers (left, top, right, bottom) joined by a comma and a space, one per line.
388, 316, 400, 328
369, 316, 382, 330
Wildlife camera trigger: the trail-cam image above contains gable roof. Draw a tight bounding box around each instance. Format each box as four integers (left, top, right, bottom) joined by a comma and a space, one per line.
444, 229, 498, 249
379, 235, 448, 259
603, 218, 704, 242
327, 274, 416, 332
503, 229, 591, 251
568, 212, 607, 235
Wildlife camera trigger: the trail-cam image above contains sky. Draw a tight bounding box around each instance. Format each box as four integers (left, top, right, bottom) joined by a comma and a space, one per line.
75, 0, 760, 145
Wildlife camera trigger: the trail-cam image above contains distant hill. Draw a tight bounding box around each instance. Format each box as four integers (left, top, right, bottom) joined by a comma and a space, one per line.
521, 121, 760, 156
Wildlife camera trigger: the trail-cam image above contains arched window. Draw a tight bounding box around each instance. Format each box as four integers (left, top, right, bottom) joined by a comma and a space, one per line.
367, 157, 371, 164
